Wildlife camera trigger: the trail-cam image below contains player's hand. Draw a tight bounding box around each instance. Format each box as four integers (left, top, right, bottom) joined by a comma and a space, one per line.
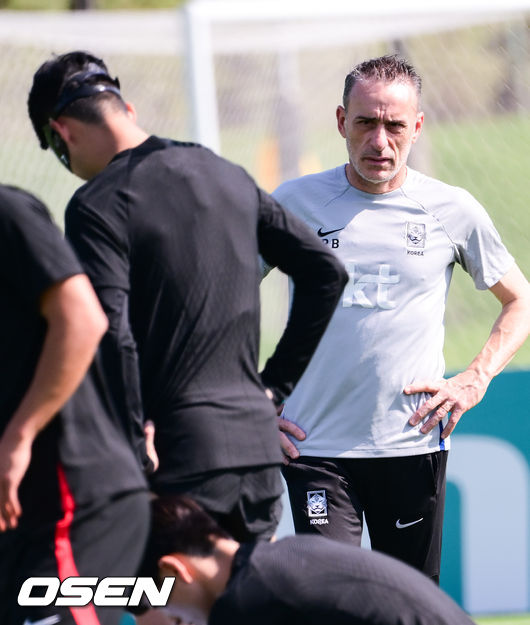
144, 420, 159, 473
404, 369, 490, 439
265, 388, 307, 464
0, 431, 33, 531
278, 417, 306, 465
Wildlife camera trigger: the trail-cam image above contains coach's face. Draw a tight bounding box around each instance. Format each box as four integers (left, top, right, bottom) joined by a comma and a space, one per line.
336, 78, 424, 194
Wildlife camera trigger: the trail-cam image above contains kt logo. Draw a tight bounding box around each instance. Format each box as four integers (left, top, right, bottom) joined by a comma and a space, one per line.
342, 263, 399, 309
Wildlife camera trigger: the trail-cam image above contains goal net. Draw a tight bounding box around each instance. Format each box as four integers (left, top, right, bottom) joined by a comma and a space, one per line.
0, 1, 528, 371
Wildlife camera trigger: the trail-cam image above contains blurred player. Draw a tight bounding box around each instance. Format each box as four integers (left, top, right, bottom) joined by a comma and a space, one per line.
272, 54, 530, 581
27, 51, 348, 542
139, 494, 478, 625
0, 185, 149, 625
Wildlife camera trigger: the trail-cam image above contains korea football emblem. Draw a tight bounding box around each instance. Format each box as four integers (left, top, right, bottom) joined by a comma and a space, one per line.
406, 222, 426, 248
307, 490, 328, 521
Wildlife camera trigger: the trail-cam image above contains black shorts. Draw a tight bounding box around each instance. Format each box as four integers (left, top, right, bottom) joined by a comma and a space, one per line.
153, 465, 283, 542
282, 452, 447, 581
0, 490, 150, 625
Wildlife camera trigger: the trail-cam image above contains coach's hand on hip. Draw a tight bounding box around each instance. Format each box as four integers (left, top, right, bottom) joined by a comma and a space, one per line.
404, 369, 490, 439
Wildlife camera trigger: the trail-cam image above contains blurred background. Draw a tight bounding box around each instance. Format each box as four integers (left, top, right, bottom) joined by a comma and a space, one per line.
1, 0, 528, 371
0, 0, 529, 619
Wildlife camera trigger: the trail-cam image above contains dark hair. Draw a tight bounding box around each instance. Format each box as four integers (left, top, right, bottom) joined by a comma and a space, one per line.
343, 55, 422, 109
140, 495, 230, 582
28, 50, 125, 150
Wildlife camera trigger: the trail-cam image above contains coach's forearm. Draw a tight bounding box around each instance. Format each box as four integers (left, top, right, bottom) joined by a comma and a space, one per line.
466, 293, 530, 383
467, 264, 530, 381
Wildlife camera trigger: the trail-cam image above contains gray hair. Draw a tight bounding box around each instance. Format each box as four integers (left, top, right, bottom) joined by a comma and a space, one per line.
343, 55, 422, 109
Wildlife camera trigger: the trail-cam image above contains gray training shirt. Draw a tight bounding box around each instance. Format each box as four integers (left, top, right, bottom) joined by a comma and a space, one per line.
273, 165, 514, 458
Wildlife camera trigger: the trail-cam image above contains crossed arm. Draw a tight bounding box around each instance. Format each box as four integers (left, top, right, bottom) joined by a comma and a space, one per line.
406, 263, 530, 438
0, 274, 107, 531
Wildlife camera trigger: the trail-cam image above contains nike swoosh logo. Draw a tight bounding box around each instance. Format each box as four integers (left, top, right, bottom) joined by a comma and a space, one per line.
23, 615, 61, 625
395, 517, 424, 529
317, 227, 344, 238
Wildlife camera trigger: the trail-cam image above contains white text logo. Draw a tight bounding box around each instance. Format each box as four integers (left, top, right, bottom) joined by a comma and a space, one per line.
18, 577, 174, 608
342, 263, 399, 309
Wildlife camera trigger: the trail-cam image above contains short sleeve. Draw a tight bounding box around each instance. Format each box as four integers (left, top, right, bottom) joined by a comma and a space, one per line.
65, 194, 130, 291
0, 186, 83, 305
449, 190, 514, 290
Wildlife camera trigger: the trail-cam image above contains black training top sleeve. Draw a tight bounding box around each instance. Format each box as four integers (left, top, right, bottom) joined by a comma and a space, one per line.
65, 196, 150, 472
257, 189, 348, 404
0, 186, 83, 304
65, 196, 130, 291
96, 287, 152, 473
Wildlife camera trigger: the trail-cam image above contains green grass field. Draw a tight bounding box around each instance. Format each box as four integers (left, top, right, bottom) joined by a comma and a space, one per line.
474, 615, 530, 625
430, 113, 530, 371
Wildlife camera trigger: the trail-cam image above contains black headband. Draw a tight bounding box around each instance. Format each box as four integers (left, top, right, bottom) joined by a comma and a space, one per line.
42, 66, 122, 171
51, 68, 121, 119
